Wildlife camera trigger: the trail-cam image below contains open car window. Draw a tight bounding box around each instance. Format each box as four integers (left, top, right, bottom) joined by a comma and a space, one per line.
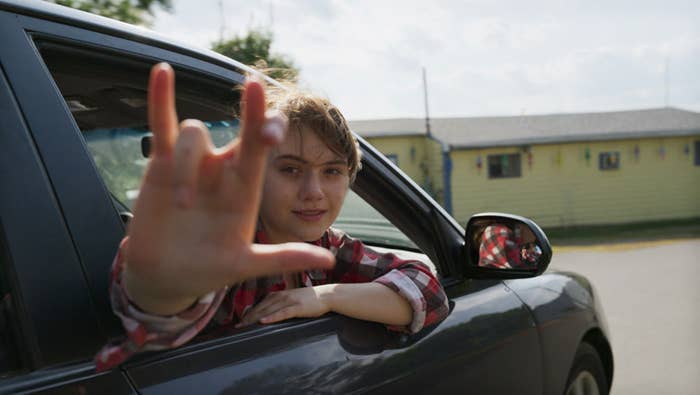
36, 40, 423, 259
334, 191, 418, 251
35, 40, 241, 211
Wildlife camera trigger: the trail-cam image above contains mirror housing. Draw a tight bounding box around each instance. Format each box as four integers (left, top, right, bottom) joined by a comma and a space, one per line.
464, 212, 552, 279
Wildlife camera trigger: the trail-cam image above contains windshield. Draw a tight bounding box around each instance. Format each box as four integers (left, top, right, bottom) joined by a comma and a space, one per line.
84, 121, 239, 208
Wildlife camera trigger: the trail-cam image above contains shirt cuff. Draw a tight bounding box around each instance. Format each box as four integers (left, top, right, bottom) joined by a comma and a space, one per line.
373, 269, 428, 333
95, 237, 227, 371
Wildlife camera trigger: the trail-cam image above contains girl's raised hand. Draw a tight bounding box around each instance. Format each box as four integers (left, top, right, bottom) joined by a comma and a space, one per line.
122, 63, 334, 315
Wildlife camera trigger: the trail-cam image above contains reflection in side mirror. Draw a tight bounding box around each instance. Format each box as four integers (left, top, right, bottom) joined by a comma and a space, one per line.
465, 213, 552, 278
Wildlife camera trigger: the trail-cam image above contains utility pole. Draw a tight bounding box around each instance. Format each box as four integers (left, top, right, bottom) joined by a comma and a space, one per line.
664, 57, 670, 107
218, 0, 225, 42
422, 67, 431, 137
269, 2, 274, 28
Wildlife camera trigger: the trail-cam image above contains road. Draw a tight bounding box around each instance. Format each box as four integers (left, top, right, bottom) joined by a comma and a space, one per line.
550, 239, 700, 395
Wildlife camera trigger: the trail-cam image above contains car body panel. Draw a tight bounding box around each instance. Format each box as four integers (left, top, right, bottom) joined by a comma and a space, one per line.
506, 272, 613, 395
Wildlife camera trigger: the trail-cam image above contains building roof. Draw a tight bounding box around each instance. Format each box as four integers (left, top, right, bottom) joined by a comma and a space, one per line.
349, 107, 700, 149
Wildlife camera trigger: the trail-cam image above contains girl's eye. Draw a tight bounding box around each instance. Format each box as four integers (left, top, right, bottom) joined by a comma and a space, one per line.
325, 168, 343, 176
280, 166, 300, 174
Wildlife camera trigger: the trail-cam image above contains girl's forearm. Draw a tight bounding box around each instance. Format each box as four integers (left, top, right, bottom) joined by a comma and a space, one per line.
320, 282, 412, 326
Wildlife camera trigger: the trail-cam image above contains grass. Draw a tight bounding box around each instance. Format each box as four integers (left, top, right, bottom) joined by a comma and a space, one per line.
543, 217, 700, 246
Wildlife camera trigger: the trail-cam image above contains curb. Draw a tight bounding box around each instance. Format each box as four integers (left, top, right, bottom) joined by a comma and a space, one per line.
552, 238, 700, 253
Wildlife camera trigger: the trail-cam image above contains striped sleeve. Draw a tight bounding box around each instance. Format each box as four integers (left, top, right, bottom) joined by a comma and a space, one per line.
94, 237, 227, 371
327, 228, 449, 333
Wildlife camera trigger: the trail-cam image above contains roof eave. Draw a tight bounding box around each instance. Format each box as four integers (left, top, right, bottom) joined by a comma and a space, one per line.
449, 129, 700, 150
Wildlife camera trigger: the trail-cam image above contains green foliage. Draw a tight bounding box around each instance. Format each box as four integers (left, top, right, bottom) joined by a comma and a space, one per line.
48, 0, 172, 26
211, 29, 299, 82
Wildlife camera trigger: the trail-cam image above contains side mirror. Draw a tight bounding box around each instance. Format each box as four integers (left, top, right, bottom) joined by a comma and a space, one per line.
464, 212, 552, 279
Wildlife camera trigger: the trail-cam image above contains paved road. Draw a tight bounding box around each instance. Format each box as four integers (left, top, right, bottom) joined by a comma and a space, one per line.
550, 239, 700, 395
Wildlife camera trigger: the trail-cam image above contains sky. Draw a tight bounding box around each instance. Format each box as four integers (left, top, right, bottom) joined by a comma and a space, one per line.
151, 0, 700, 121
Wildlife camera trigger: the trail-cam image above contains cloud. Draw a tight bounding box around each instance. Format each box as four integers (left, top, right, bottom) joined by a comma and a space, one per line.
152, 0, 700, 119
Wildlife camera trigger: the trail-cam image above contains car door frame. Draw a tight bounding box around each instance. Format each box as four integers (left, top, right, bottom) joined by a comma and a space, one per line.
0, 8, 138, 394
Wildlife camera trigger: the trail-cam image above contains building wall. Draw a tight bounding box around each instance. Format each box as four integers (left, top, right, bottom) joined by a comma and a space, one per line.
364, 136, 445, 205
450, 136, 700, 227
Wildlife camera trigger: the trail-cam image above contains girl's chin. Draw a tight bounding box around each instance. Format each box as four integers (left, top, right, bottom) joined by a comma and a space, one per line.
297, 226, 328, 242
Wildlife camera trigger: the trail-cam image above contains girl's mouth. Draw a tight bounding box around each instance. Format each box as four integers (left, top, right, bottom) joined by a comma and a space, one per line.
292, 210, 327, 222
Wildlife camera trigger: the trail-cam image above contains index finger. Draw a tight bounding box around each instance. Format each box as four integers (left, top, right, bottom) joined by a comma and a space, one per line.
147, 63, 179, 157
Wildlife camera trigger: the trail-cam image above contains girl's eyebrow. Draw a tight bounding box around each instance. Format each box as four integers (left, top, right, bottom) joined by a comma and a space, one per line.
274, 154, 347, 166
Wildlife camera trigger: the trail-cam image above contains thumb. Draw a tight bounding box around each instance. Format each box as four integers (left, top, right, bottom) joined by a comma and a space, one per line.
237, 243, 335, 280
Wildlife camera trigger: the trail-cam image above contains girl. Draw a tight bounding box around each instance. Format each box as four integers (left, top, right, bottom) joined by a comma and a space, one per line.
96, 63, 448, 370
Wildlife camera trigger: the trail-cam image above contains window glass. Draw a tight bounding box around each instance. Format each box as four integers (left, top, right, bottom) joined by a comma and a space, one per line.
35, 41, 241, 210
599, 151, 620, 170
487, 153, 521, 178
334, 191, 417, 250
695, 141, 700, 166
84, 122, 240, 208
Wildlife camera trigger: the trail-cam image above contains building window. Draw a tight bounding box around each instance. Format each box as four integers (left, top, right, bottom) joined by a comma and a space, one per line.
487, 153, 521, 178
385, 154, 398, 165
599, 152, 620, 170
695, 141, 700, 166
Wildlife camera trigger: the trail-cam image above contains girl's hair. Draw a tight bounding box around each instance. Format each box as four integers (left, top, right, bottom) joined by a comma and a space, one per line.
265, 84, 362, 183
238, 64, 361, 183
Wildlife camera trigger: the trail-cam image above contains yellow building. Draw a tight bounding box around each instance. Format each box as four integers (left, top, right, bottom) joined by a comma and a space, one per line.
350, 108, 700, 228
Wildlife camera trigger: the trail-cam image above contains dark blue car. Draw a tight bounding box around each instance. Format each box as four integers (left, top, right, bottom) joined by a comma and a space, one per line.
0, 1, 612, 394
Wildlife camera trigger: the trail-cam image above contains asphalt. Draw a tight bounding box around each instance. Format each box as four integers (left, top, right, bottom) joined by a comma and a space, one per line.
550, 239, 700, 395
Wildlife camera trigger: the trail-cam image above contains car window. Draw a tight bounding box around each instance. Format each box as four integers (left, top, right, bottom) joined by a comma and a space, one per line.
334, 191, 417, 250
34, 40, 242, 211
35, 41, 422, 255
84, 122, 240, 209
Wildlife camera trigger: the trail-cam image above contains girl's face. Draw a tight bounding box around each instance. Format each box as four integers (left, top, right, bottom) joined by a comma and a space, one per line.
259, 127, 351, 243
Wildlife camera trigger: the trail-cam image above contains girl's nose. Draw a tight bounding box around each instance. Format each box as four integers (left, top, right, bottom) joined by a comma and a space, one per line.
300, 171, 324, 201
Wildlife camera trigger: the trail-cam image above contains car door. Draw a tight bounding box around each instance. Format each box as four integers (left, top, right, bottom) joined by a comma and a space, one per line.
0, 6, 135, 394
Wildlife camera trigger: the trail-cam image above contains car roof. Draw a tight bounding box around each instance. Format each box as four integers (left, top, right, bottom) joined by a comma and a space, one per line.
0, 0, 268, 82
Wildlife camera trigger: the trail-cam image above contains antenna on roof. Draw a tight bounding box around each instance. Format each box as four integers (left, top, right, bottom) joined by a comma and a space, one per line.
423, 67, 431, 137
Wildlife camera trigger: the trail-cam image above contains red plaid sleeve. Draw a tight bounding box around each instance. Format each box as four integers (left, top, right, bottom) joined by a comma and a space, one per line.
94, 237, 228, 372
478, 225, 521, 269
325, 228, 449, 333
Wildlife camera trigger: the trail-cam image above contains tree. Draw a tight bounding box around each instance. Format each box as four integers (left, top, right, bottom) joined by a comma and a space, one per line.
48, 0, 172, 26
212, 29, 299, 82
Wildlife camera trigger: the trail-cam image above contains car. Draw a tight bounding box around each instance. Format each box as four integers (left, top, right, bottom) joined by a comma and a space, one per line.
0, 1, 613, 394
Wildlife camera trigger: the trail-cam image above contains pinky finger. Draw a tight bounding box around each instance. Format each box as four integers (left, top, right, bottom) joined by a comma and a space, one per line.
259, 306, 297, 324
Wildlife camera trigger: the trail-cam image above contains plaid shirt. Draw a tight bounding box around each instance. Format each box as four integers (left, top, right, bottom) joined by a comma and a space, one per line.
95, 227, 449, 371
478, 224, 522, 269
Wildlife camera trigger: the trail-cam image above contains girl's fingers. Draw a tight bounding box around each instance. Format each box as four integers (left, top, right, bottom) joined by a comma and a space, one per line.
234, 243, 335, 283
148, 63, 179, 157
172, 120, 213, 208
238, 297, 291, 327
260, 307, 297, 324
